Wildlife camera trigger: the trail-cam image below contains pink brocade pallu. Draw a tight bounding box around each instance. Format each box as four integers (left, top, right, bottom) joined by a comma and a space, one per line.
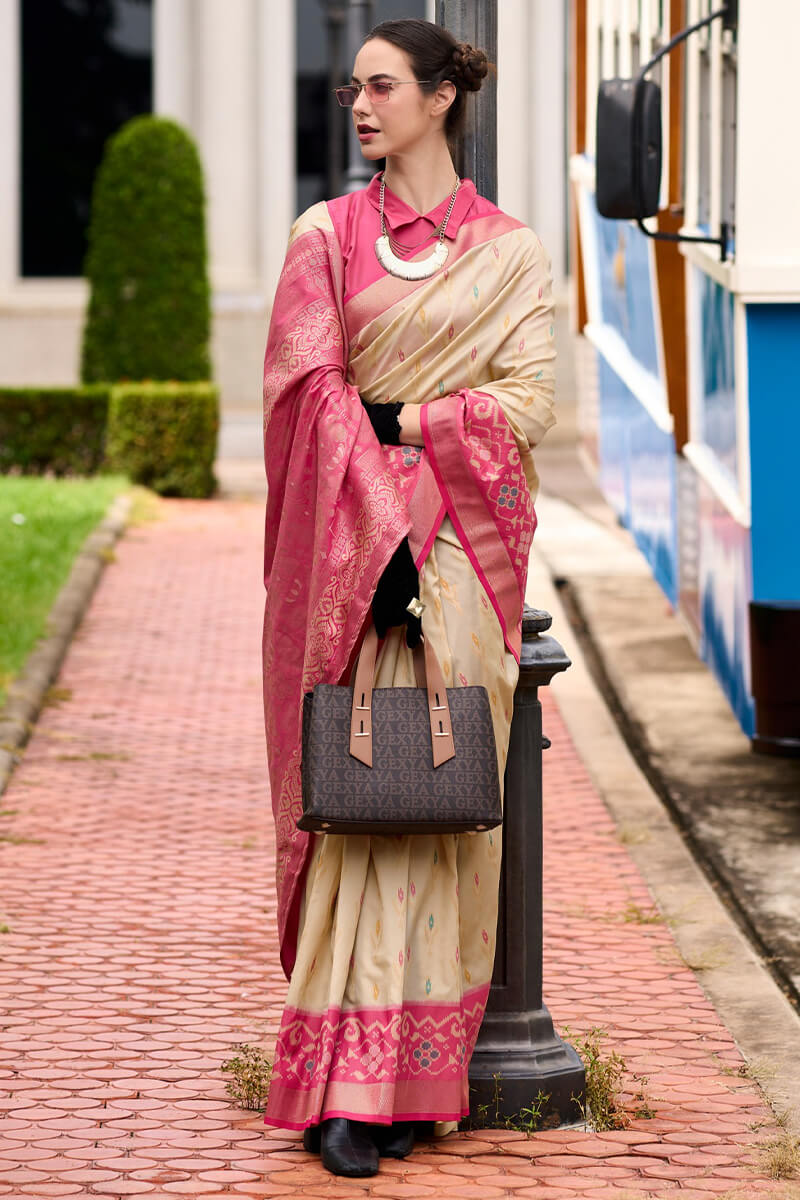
261, 190, 556, 1126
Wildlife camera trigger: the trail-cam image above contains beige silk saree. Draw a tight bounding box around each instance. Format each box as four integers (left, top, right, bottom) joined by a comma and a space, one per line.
261, 171, 555, 1130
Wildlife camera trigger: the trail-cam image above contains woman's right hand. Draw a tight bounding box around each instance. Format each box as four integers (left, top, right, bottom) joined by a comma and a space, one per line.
371, 537, 422, 648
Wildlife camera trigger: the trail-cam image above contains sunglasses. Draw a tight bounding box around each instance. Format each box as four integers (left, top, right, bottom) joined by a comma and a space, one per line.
334, 80, 432, 107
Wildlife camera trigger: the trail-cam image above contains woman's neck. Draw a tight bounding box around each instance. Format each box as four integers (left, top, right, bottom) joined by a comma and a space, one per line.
382, 149, 459, 217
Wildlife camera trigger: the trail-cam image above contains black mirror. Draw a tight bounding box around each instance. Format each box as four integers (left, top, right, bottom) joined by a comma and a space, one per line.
590, 3, 733, 260
595, 77, 662, 220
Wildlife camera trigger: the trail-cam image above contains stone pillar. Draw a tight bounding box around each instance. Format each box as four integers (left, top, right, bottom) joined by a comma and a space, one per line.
0, 0, 20, 295
344, 0, 376, 193
256, 0, 295, 300
153, 0, 192, 126
195, 0, 259, 294
435, 0, 497, 203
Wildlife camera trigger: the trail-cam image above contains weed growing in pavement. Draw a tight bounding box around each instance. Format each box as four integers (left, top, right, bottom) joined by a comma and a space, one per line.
567, 1026, 628, 1130
757, 1126, 800, 1180
562, 1024, 655, 1131
55, 752, 131, 762
630, 1077, 656, 1119
616, 824, 651, 845
470, 1072, 552, 1133
41, 686, 72, 708
677, 941, 733, 972
621, 899, 662, 924
221, 1042, 272, 1110
750, 1106, 794, 1133
0, 832, 44, 845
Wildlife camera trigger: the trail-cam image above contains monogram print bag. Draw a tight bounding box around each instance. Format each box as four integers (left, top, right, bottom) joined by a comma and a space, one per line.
298, 620, 502, 835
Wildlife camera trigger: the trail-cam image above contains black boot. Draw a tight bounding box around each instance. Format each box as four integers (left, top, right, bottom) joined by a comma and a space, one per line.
319, 1117, 379, 1177
302, 1124, 321, 1153
369, 1120, 415, 1158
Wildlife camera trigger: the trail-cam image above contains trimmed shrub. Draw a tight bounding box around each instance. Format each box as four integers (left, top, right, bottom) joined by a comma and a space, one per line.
0, 386, 111, 476
81, 115, 211, 384
105, 382, 219, 498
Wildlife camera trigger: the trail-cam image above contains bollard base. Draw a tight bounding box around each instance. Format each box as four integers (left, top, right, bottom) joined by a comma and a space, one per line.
466, 1006, 586, 1129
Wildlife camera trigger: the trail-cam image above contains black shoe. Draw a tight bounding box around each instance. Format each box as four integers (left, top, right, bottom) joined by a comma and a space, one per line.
319, 1117, 379, 1177
302, 1123, 321, 1153
369, 1120, 415, 1158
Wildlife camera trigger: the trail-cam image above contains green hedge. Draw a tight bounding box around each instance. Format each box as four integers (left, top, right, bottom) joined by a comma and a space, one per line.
0, 382, 219, 498
104, 382, 219, 498
0, 385, 111, 476
81, 115, 211, 384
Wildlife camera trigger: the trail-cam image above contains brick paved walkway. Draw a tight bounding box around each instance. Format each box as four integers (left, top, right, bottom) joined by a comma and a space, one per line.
0, 498, 794, 1198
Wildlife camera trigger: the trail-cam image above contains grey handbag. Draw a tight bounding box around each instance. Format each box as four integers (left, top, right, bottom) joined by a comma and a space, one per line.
297, 620, 502, 835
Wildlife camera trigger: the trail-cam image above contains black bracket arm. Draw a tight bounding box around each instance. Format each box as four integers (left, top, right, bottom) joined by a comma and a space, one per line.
633, 2, 735, 261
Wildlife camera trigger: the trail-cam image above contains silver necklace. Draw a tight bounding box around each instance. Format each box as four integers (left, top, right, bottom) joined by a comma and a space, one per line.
374, 171, 461, 280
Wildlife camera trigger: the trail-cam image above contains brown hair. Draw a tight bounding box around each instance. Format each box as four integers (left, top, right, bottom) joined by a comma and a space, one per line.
362, 18, 495, 144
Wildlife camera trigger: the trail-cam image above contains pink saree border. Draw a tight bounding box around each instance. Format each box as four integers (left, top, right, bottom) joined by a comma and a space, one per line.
420, 397, 523, 663
263, 982, 491, 1130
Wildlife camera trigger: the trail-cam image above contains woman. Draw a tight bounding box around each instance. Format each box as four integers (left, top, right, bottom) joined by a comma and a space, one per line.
260, 17, 556, 1178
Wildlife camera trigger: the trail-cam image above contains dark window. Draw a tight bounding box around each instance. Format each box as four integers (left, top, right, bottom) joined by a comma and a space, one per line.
296, 0, 425, 214
21, 0, 153, 277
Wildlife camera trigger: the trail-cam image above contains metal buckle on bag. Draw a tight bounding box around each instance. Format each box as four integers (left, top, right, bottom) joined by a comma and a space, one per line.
406, 597, 425, 619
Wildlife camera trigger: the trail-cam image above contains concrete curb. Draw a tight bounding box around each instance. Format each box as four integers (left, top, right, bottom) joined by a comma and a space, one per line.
0, 490, 132, 799
526, 544, 800, 1134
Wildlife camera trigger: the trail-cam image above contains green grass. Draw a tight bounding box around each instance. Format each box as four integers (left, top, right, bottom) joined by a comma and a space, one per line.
0, 474, 129, 708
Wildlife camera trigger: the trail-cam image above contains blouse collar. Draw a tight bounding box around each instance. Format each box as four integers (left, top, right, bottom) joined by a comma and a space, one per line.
365, 171, 477, 240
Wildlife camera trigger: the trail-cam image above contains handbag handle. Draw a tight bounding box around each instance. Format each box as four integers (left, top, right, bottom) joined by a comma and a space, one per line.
349, 622, 455, 769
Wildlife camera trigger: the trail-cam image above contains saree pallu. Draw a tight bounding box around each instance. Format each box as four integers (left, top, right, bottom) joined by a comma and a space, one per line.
261, 183, 555, 1130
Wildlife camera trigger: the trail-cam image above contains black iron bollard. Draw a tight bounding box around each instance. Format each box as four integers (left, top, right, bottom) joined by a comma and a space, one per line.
468, 605, 585, 1126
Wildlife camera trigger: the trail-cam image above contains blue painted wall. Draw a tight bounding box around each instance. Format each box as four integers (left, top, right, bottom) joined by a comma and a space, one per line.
697, 474, 755, 736
747, 304, 800, 604
596, 356, 679, 607
696, 271, 737, 486
587, 207, 679, 606
593, 209, 661, 376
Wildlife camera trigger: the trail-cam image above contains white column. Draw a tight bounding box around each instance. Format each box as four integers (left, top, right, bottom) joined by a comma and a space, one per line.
585, 0, 599, 159
497, 0, 566, 288
497, 0, 530, 226
153, 0, 193, 126
683, 0, 701, 230
0, 0, 19, 292
708, 6, 722, 249
196, 0, 260, 293
601, 0, 616, 78
527, 0, 567, 287
734, 0, 800, 295
257, 0, 295, 299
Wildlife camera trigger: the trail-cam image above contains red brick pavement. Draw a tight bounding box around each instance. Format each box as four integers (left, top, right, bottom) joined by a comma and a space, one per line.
0, 497, 794, 1198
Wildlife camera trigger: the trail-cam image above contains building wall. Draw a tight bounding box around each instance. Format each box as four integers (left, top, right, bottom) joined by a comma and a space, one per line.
0, 0, 292, 413
569, 0, 800, 748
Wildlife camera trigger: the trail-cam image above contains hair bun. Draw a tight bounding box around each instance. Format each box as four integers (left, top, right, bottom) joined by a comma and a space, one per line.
451, 40, 489, 92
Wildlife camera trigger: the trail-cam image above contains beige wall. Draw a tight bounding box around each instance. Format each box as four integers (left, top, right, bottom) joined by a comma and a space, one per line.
0, 0, 294, 413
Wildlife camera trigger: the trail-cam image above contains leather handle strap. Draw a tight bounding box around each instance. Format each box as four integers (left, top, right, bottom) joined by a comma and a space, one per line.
422, 633, 455, 767
349, 621, 455, 768
349, 624, 378, 766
